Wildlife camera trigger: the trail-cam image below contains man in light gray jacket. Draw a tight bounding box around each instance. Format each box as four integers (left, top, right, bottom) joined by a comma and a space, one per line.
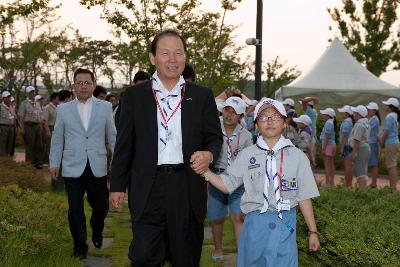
50, 68, 116, 260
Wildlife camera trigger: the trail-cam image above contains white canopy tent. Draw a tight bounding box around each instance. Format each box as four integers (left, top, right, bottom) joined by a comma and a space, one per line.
275, 38, 400, 107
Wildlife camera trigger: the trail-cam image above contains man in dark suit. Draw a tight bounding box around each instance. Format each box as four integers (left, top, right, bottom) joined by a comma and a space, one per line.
110, 29, 222, 267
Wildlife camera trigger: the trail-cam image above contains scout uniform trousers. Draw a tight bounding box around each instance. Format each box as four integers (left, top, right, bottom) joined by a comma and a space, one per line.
0, 124, 15, 156
24, 122, 43, 165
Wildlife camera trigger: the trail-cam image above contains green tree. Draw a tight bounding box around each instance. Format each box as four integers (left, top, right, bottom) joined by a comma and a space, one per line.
79, 0, 249, 92
263, 56, 301, 98
328, 0, 399, 76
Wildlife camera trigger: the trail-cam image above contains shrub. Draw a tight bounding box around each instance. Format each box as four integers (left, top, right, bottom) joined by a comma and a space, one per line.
297, 187, 400, 266
0, 185, 75, 265
0, 156, 49, 192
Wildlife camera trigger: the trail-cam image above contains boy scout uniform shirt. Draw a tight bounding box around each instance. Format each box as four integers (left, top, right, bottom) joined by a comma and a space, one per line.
349, 118, 370, 147
220, 144, 320, 214
43, 103, 57, 126
0, 102, 16, 125
214, 121, 253, 169
18, 99, 41, 123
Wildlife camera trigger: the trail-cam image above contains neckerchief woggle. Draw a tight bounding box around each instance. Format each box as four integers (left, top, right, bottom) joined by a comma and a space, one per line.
151, 72, 186, 150
256, 136, 294, 219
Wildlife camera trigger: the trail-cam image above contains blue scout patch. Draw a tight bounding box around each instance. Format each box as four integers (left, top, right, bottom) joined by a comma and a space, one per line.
248, 157, 260, 170
250, 157, 256, 164
281, 178, 298, 191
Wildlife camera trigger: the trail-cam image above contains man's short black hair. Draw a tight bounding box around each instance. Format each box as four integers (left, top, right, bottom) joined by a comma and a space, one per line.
50, 92, 58, 101
134, 71, 150, 84
182, 64, 196, 82
93, 85, 107, 97
150, 29, 187, 55
73, 68, 95, 82
58, 90, 73, 102
105, 93, 116, 101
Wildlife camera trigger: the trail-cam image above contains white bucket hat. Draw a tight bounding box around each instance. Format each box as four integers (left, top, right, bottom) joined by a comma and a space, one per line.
320, 108, 336, 118
223, 96, 247, 115
282, 98, 295, 107
337, 105, 353, 115
25, 86, 35, 93
382, 97, 399, 108
366, 102, 379, 110
254, 97, 287, 120
351, 105, 368, 117
34, 95, 43, 101
293, 114, 312, 126
2, 91, 11, 98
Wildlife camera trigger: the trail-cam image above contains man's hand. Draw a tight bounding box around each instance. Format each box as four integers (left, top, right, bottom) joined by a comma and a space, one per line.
110, 192, 125, 210
50, 168, 59, 180
309, 233, 320, 252
190, 151, 213, 174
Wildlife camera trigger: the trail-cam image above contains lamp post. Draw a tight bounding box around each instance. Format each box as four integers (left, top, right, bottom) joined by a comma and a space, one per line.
246, 0, 263, 100
255, 0, 263, 100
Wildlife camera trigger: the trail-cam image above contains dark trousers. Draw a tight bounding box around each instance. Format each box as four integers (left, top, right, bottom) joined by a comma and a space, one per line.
64, 161, 109, 251
129, 169, 204, 267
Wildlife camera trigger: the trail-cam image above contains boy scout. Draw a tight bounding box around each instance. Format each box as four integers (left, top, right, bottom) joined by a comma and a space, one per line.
18, 86, 43, 168
0, 91, 16, 156
199, 98, 320, 266
43, 92, 59, 163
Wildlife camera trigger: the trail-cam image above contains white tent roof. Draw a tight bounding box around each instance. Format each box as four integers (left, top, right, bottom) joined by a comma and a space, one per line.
275, 37, 400, 107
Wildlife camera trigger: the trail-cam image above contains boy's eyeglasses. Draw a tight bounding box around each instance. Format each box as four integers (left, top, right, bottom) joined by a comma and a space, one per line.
257, 114, 283, 122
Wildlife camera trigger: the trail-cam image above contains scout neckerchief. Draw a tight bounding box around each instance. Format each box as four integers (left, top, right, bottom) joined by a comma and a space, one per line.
151, 72, 186, 150
256, 136, 293, 219
1, 102, 14, 120
222, 123, 242, 166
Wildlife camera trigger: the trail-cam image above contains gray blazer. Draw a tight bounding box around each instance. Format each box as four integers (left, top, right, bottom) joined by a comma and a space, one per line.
50, 97, 116, 178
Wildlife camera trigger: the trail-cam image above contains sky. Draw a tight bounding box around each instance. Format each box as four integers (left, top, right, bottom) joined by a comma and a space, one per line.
55, 0, 400, 86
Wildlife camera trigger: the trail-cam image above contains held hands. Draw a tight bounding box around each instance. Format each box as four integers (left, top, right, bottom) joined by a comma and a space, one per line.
109, 192, 125, 210
190, 151, 213, 174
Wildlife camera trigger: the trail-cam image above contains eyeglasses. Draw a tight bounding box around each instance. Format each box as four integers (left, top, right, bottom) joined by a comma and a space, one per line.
257, 114, 283, 122
75, 81, 93, 87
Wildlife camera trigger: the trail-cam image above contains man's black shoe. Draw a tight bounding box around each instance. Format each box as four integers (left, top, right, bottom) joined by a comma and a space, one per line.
34, 164, 43, 169
72, 247, 87, 260
92, 233, 103, 248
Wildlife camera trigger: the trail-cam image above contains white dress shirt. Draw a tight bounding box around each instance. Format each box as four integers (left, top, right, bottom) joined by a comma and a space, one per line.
152, 73, 184, 165
77, 96, 94, 131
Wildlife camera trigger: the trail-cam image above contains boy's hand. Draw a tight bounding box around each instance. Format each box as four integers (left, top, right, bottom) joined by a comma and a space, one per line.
309, 233, 320, 252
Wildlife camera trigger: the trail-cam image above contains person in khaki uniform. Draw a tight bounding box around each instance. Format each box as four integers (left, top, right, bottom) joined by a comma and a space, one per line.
18, 86, 43, 169
42, 92, 59, 164
0, 91, 16, 156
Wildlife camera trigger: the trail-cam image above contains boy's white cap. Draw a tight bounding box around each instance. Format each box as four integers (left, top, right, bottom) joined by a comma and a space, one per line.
351, 105, 368, 117
337, 105, 353, 115
216, 102, 224, 113
366, 102, 379, 110
320, 108, 336, 117
25, 86, 35, 93
254, 97, 287, 119
382, 97, 399, 108
293, 114, 312, 126
223, 96, 247, 114
2, 91, 11, 98
282, 98, 295, 107
245, 99, 258, 106
34, 95, 43, 101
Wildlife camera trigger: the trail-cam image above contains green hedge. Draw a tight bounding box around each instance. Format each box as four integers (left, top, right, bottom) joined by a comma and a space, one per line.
297, 187, 400, 266
0, 156, 49, 192
0, 185, 80, 266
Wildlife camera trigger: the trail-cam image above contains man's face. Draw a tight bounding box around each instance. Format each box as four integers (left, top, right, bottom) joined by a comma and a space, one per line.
3, 96, 11, 106
96, 93, 106, 101
256, 106, 285, 139
108, 96, 118, 107
53, 96, 60, 106
27, 91, 35, 100
73, 73, 96, 102
149, 36, 186, 83
222, 106, 242, 127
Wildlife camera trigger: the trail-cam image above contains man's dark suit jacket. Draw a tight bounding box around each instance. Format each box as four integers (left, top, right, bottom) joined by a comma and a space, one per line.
110, 81, 222, 222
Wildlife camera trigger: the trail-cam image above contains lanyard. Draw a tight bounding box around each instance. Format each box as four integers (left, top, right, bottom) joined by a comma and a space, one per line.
278, 149, 284, 199
152, 82, 185, 127
225, 132, 240, 158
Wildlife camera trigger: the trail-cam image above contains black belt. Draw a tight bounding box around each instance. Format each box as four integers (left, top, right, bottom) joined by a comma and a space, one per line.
0, 124, 13, 127
156, 164, 185, 173
211, 167, 225, 173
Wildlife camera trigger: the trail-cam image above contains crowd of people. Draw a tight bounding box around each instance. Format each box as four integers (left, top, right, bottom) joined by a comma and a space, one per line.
0, 28, 399, 267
